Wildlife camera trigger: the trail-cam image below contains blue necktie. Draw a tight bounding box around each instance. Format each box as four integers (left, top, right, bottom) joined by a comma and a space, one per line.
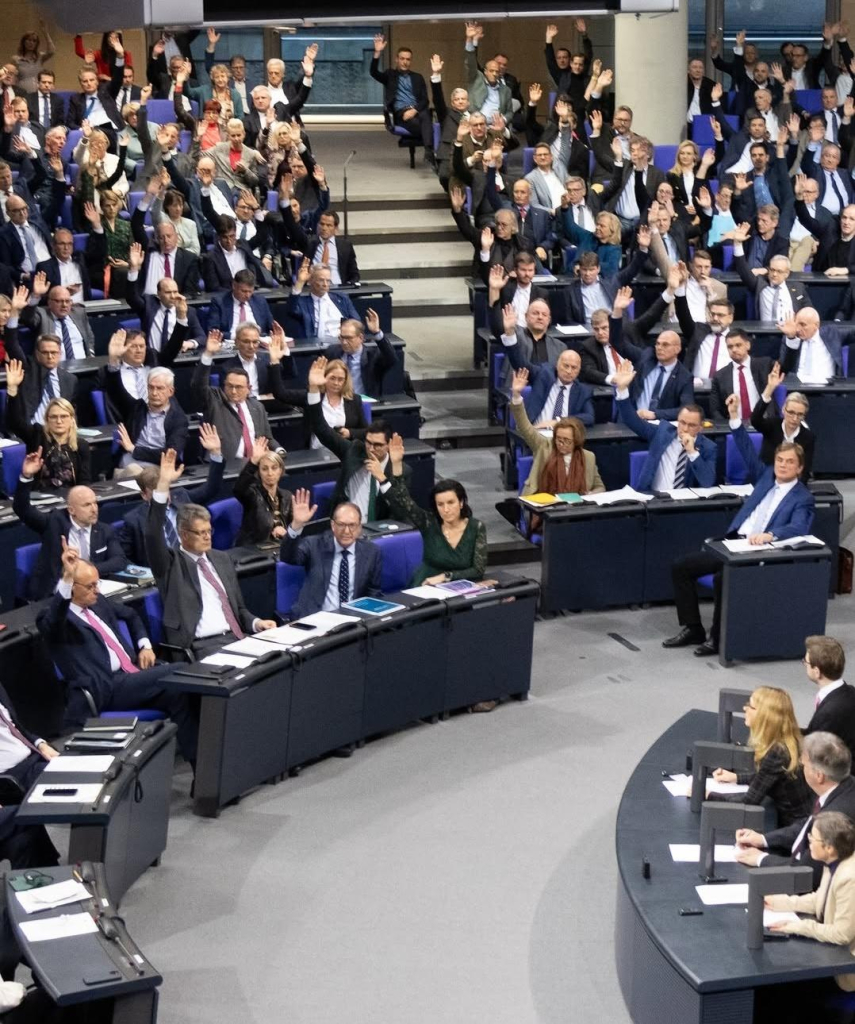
551, 385, 566, 419
338, 549, 350, 606
160, 308, 170, 351
42, 96, 50, 126
828, 171, 846, 212
648, 367, 666, 410
45, 371, 56, 398
57, 318, 74, 359
829, 111, 839, 143
84, 97, 95, 118
239, 221, 248, 241
164, 507, 180, 548
20, 225, 37, 272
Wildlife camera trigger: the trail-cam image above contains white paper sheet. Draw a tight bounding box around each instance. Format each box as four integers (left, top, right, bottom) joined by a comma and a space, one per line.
662, 779, 689, 797
200, 653, 255, 669
796, 373, 830, 385
97, 579, 127, 596
19, 912, 98, 942
223, 637, 282, 657
669, 844, 739, 863
402, 586, 451, 601
696, 883, 748, 906
764, 909, 799, 927
718, 484, 754, 497
28, 783, 103, 804
722, 538, 771, 553
662, 489, 701, 501
298, 611, 358, 633
770, 535, 825, 549
554, 324, 589, 336
705, 780, 750, 795
42, 755, 115, 774
16, 880, 91, 914
581, 486, 654, 506
0, 439, 23, 449
253, 625, 319, 648
690, 486, 728, 498
115, 479, 143, 491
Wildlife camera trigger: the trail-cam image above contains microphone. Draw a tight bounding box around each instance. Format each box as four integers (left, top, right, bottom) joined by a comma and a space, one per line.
343, 149, 357, 169
98, 916, 144, 976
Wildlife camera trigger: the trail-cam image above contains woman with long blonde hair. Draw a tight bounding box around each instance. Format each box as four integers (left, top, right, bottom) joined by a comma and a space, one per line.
709, 686, 813, 826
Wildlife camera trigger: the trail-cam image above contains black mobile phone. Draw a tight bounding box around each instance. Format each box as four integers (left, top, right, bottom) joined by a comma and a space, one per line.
289, 622, 317, 631
678, 907, 704, 917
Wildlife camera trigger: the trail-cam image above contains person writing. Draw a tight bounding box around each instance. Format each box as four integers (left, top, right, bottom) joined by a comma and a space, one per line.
367, 434, 487, 587
234, 437, 293, 547
706, 686, 812, 827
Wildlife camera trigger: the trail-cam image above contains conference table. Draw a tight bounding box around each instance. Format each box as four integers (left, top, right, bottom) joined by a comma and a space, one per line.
616, 709, 855, 1023
159, 574, 540, 817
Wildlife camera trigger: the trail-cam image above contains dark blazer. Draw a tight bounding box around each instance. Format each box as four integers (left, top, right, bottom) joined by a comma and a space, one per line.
629, 350, 695, 422
201, 243, 277, 293
727, 426, 815, 539
222, 350, 279, 397
6, 391, 91, 489
794, 200, 855, 274
104, 371, 189, 465
27, 92, 65, 128
307, 398, 411, 518
322, 334, 398, 399
164, 157, 234, 243
561, 248, 649, 326
3, 326, 78, 421
674, 293, 735, 374
125, 282, 206, 354
710, 357, 773, 420
206, 291, 273, 339
503, 340, 594, 425
801, 151, 855, 206
144, 497, 258, 649
485, 168, 556, 251
804, 683, 855, 759
603, 164, 667, 216
234, 462, 293, 546
130, 207, 200, 297
117, 460, 226, 566
20, 305, 96, 359
0, 215, 56, 286
191, 359, 278, 460
730, 157, 795, 228
686, 76, 718, 117
732, 255, 809, 317
749, 396, 815, 481
487, 282, 551, 338
67, 62, 125, 130
280, 530, 382, 620
199, 190, 279, 264
430, 79, 464, 175
35, 255, 93, 303
287, 290, 361, 339
13, 479, 126, 601
278, 205, 360, 286
616, 397, 717, 491
579, 316, 632, 386
522, 109, 590, 182
779, 325, 855, 377
369, 58, 429, 114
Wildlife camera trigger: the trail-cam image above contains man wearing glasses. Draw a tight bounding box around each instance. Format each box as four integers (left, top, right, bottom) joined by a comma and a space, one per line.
323, 313, 396, 399
306, 357, 411, 522
145, 449, 276, 656
280, 489, 382, 619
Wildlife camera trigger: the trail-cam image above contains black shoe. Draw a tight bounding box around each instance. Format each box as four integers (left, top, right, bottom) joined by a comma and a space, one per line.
694, 640, 719, 657
332, 744, 355, 758
662, 626, 706, 648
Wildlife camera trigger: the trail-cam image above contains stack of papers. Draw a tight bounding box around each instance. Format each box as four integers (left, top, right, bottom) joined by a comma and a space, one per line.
554, 324, 589, 336
662, 774, 749, 798
723, 535, 825, 554
43, 755, 115, 774
16, 880, 91, 914
200, 652, 255, 669
401, 585, 452, 601
696, 883, 748, 905
97, 579, 127, 597
223, 637, 282, 657
581, 486, 654, 506
764, 910, 799, 927
19, 913, 97, 942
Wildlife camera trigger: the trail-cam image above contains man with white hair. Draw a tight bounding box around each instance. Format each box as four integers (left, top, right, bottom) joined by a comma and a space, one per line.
264, 47, 316, 123
779, 307, 855, 379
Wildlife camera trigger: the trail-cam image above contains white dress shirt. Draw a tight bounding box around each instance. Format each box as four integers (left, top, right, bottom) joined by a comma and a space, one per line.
511, 282, 532, 321
53, 316, 87, 360
692, 329, 730, 379
730, 358, 761, 413
653, 435, 700, 491
120, 362, 147, 401
313, 236, 340, 286
222, 245, 248, 279
536, 380, 575, 423
638, 360, 677, 410
32, 367, 60, 425
0, 700, 39, 771
311, 396, 347, 449
684, 277, 711, 324
312, 293, 343, 338
816, 678, 845, 707
759, 283, 794, 322
568, 202, 596, 232
56, 579, 151, 671
686, 84, 701, 123
230, 298, 257, 339
56, 258, 84, 304
240, 355, 260, 397
143, 251, 177, 296
788, 333, 836, 380
539, 169, 565, 211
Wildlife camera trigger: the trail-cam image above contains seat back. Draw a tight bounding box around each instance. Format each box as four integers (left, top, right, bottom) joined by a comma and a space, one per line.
522, 147, 535, 175
275, 561, 307, 618
517, 454, 533, 494
361, 399, 373, 424
145, 99, 176, 124
143, 591, 164, 646
1, 443, 27, 498
208, 498, 242, 550
90, 389, 108, 426
311, 480, 336, 519
628, 450, 646, 489
372, 531, 424, 593
652, 144, 678, 172
725, 431, 763, 484
505, 387, 531, 432
14, 542, 41, 604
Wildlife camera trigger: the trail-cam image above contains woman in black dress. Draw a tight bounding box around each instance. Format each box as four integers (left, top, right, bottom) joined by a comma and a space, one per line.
234, 437, 293, 546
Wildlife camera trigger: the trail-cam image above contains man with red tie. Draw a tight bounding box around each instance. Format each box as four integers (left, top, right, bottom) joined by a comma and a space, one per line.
709, 330, 771, 420
674, 285, 736, 381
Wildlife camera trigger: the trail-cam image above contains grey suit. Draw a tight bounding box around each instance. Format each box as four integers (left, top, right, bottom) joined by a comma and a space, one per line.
208, 142, 262, 190
191, 359, 279, 461
21, 306, 95, 359
464, 48, 513, 121
525, 167, 567, 211
497, 328, 565, 387
279, 530, 382, 620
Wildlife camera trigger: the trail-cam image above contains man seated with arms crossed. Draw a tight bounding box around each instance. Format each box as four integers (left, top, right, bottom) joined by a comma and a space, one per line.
612, 360, 716, 493
802, 635, 855, 759
37, 538, 198, 766
306, 357, 411, 522
735, 732, 855, 887
666, 392, 815, 655
280, 489, 382, 619
145, 449, 277, 657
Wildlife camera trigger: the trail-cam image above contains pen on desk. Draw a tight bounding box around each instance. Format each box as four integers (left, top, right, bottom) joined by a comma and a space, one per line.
72, 868, 82, 884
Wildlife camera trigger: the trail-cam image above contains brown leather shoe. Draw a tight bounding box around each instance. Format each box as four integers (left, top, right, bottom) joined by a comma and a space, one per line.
470, 700, 498, 713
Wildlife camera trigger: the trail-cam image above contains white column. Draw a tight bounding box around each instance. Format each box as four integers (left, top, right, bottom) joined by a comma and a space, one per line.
613, 7, 689, 146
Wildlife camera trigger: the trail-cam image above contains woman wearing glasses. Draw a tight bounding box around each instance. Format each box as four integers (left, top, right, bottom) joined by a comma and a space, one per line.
234, 437, 293, 547
707, 686, 812, 827
751, 364, 814, 480
5, 359, 91, 491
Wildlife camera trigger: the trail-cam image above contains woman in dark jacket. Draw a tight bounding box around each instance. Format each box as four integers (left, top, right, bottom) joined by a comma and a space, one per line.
234, 438, 293, 546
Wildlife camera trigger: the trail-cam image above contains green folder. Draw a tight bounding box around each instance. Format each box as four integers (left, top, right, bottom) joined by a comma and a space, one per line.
555, 492, 582, 503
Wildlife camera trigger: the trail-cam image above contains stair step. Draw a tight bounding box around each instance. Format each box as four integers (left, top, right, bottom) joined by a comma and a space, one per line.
350, 226, 460, 244
346, 193, 449, 211
395, 299, 470, 317
360, 263, 471, 279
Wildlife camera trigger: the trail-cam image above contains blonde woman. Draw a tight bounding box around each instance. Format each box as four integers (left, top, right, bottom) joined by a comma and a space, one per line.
73, 126, 128, 232
235, 437, 293, 546
307, 358, 368, 448
561, 209, 623, 275
708, 685, 812, 826
666, 140, 701, 208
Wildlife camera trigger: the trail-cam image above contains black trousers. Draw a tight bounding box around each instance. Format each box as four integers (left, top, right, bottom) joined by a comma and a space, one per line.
671, 550, 723, 642
393, 107, 433, 150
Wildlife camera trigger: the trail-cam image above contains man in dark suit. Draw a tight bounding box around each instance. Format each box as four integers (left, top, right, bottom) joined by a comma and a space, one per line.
67, 59, 125, 140
603, 140, 666, 226
580, 305, 634, 386
523, 98, 590, 184
674, 289, 736, 380
716, 115, 774, 181
14, 453, 126, 601
279, 207, 360, 288
625, 329, 694, 423
750, 370, 814, 481
543, 21, 592, 112
128, 194, 200, 297
263, 51, 315, 125
113, 65, 142, 114
793, 176, 855, 275
163, 151, 234, 244
667, 409, 815, 655
733, 242, 809, 322
486, 257, 551, 337
36, 229, 92, 304
145, 449, 276, 655
779, 307, 855, 378
191, 330, 283, 461
323, 313, 396, 399
560, 234, 651, 326
242, 85, 291, 143
709, 331, 772, 421
201, 214, 277, 293
37, 541, 197, 762
430, 66, 468, 186
484, 173, 556, 263
206, 270, 274, 341
0, 191, 60, 286
124, 251, 205, 356
4, 97, 45, 155
802, 636, 855, 758
221, 322, 298, 399
800, 139, 855, 210
27, 70, 65, 129
686, 59, 721, 132
3, 332, 77, 426
287, 262, 361, 340
370, 34, 434, 165
734, 732, 855, 887
21, 282, 96, 360
729, 137, 794, 228
118, 425, 225, 566
307, 359, 411, 522
280, 490, 382, 620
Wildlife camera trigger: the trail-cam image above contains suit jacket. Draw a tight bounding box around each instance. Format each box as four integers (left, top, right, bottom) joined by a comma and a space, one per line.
206, 291, 273, 339
616, 397, 717, 492
145, 498, 258, 649
221, 350, 280, 397
561, 248, 649, 326
686, 76, 718, 117
749, 396, 814, 481
209, 142, 261, 190
727, 426, 815, 539
673, 293, 734, 374
513, 396, 603, 496
287, 290, 360, 339
191, 359, 277, 460
730, 156, 794, 227
233, 462, 293, 546
277, 204, 360, 286
201, 241, 277, 293
503, 339, 593, 425
485, 170, 556, 251
322, 335, 397, 399
430, 80, 464, 173
3, 326, 77, 421
523, 110, 589, 182
66, 62, 125, 130
524, 167, 567, 212
579, 317, 630, 385
13, 479, 126, 600
118, 460, 226, 566
794, 200, 854, 274
104, 372, 188, 464
465, 49, 513, 120
732, 255, 809, 317
0, 216, 56, 286
307, 398, 412, 518
125, 283, 206, 353
710, 357, 773, 419
487, 282, 551, 339
779, 325, 855, 377
629, 350, 696, 422
603, 163, 666, 215
802, 151, 855, 207
495, 328, 565, 388
804, 683, 855, 760
130, 207, 200, 297
280, 531, 382, 620
164, 158, 234, 243
20, 305, 95, 358
27, 92, 65, 128
35, 255, 92, 303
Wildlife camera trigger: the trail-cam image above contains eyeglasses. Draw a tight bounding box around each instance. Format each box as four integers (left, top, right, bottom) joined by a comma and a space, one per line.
184, 527, 212, 537
332, 521, 360, 532
72, 580, 99, 592
554, 435, 574, 447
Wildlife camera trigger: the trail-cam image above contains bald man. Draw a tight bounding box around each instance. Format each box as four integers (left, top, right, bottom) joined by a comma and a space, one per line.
13, 451, 126, 600
129, 197, 200, 297
779, 306, 855, 378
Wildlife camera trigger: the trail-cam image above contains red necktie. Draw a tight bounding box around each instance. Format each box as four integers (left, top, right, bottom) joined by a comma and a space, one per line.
610, 346, 621, 371
197, 557, 245, 639
518, 206, 527, 222
163, 252, 172, 279
737, 364, 751, 420
236, 402, 253, 457
238, 301, 247, 322
82, 610, 139, 674
707, 333, 722, 378
321, 240, 330, 264
0, 706, 46, 759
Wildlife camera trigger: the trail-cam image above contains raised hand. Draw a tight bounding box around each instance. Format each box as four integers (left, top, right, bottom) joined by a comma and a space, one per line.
307, 356, 328, 390
81, 118, 92, 139
711, 81, 723, 103
597, 68, 614, 89
709, 36, 720, 57
128, 242, 144, 272
109, 31, 124, 55
22, 446, 43, 480
60, 535, 79, 580
735, 29, 746, 48
480, 225, 494, 251
157, 448, 184, 490
809, 120, 825, 143
140, 83, 152, 104
388, 432, 405, 467
766, 361, 785, 392
116, 423, 135, 453
732, 172, 749, 192
793, 172, 807, 200
697, 185, 712, 208
31, 270, 49, 298
636, 224, 651, 249
709, 116, 722, 140
449, 186, 466, 214
364, 449, 387, 482
771, 61, 785, 83
365, 308, 380, 334
430, 53, 443, 75
290, 487, 317, 529
296, 257, 311, 287
545, 24, 558, 44
373, 33, 386, 54
501, 303, 518, 336
574, 17, 586, 34
611, 135, 624, 161
198, 422, 222, 457
489, 263, 508, 291
511, 367, 529, 396
205, 329, 223, 355
207, 27, 221, 47
9, 285, 28, 316
250, 436, 269, 464
4, 358, 24, 390
725, 392, 741, 420
554, 98, 570, 122
777, 317, 798, 339
529, 82, 542, 105
666, 262, 683, 292
613, 285, 633, 314
612, 359, 636, 391
107, 328, 127, 364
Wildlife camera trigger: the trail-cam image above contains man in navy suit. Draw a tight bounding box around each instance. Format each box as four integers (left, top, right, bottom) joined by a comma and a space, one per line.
221, 322, 297, 398
206, 270, 274, 341
801, 139, 855, 213
163, 151, 234, 245
502, 320, 593, 426
801, 635, 855, 758
323, 312, 396, 399
779, 307, 855, 377
613, 362, 717, 493
36, 229, 93, 304
36, 542, 198, 763
14, 452, 127, 601
0, 190, 60, 286
667, 398, 816, 655
280, 489, 382, 620
27, 70, 65, 129
128, 195, 200, 297
627, 329, 695, 422
201, 213, 277, 292
484, 174, 556, 263
279, 205, 361, 287
287, 261, 361, 339
560, 230, 651, 326
124, 261, 206, 357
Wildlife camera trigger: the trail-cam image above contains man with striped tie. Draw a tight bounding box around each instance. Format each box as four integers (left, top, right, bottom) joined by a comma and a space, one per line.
21, 280, 95, 361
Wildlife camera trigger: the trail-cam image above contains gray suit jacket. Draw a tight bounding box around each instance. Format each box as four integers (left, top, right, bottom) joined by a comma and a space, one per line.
208, 142, 261, 189
21, 305, 95, 358
191, 359, 278, 460
525, 167, 567, 210
498, 328, 565, 387
464, 48, 513, 121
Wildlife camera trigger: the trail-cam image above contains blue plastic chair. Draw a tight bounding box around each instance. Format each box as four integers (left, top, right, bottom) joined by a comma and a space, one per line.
1, 443, 27, 498
522, 147, 535, 175
383, 109, 424, 168
275, 561, 307, 618
143, 591, 165, 646
516, 453, 542, 544
90, 390, 108, 426
629, 450, 646, 489
724, 432, 762, 485
361, 400, 373, 424
145, 99, 177, 124
14, 543, 41, 604
61, 129, 82, 163
372, 531, 424, 592
311, 480, 336, 519
118, 318, 142, 332
209, 498, 242, 550
653, 145, 678, 172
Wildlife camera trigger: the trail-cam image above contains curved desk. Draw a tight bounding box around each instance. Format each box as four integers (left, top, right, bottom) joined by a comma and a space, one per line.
616, 710, 855, 1023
